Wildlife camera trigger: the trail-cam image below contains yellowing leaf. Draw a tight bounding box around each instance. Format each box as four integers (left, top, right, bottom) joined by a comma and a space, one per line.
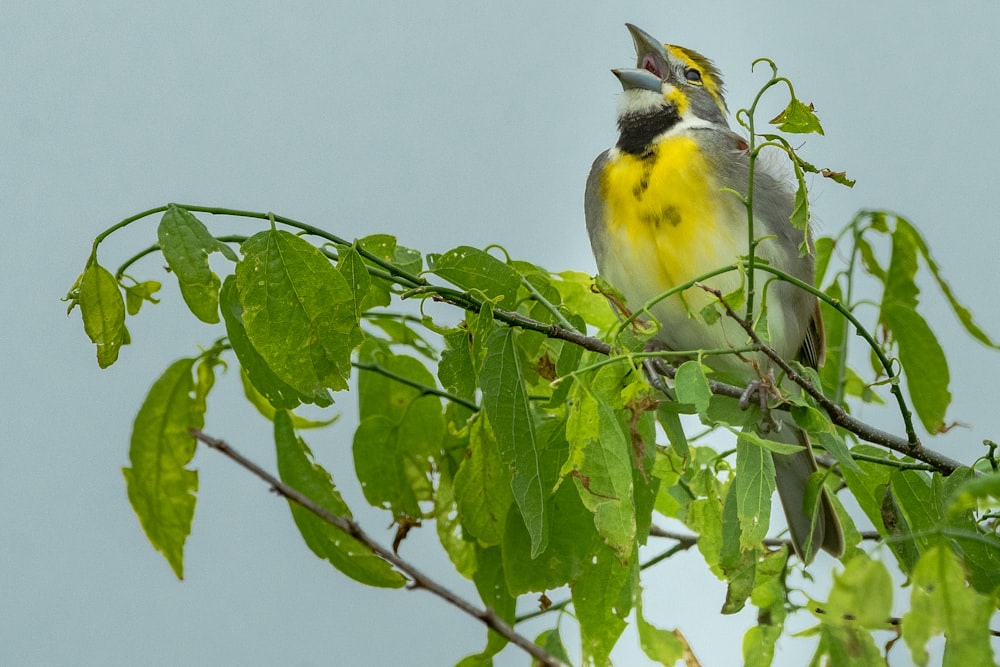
123, 357, 203, 579
78, 261, 127, 368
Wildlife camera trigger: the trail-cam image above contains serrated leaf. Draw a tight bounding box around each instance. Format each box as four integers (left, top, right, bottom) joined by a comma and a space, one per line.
353, 353, 443, 518
502, 470, 599, 594
337, 243, 375, 317
220, 276, 331, 408
735, 433, 775, 549
563, 365, 636, 561
157, 205, 232, 323
274, 411, 405, 588
78, 261, 127, 368
122, 357, 203, 579
570, 545, 633, 666
479, 326, 547, 556
438, 326, 477, 401
236, 229, 360, 395
675, 360, 712, 420
433, 246, 521, 306
770, 98, 824, 135
454, 416, 513, 545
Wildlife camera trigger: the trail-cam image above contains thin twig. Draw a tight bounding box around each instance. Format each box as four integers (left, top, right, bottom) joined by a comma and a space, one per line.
189, 428, 569, 667
648, 525, 884, 547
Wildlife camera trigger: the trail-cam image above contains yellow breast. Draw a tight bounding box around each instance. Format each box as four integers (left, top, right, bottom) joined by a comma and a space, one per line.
597, 135, 741, 316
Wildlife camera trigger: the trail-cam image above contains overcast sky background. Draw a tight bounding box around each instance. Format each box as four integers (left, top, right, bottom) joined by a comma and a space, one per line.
4, 2, 1000, 665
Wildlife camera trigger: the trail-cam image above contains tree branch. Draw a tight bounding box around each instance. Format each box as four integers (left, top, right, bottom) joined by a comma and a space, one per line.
189, 428, 569, 667
697, 285, 963, 474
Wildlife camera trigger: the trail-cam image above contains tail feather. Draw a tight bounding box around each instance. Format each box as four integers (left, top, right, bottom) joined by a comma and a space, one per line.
770, 416, 844, 563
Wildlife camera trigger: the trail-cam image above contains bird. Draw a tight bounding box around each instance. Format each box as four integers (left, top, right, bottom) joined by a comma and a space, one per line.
584, 23, 844, 562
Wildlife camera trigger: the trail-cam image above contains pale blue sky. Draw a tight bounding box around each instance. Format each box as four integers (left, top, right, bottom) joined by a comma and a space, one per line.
4, 2, 1000, 665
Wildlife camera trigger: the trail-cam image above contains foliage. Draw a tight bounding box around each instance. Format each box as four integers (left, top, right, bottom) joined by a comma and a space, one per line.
64, 63, 1000, 667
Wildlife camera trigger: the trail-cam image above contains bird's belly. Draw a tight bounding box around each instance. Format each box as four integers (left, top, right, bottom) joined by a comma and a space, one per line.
597, 138, 746, 353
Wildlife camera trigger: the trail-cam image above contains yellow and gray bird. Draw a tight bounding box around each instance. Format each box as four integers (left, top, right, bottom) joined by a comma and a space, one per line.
585, 24, 844, 562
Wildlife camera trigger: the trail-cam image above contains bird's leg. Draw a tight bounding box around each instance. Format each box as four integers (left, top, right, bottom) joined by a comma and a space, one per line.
642, 341, 673, 397
738, 368, 781, 434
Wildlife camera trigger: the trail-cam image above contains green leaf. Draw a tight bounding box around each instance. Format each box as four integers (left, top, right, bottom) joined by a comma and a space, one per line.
534, 628, 572, 665
729, 427, 804, 456
432, 245, 521, 306
743, 549, 789, 667
434, 455, 478, 580
883, 220, 920, 310
337, 242, 374, 317
365, 316, 437, 359
123, 279, 162, 315
439, 326, 477, 401
570, 545, 633, 666
157, 205, 233, 323
453, 416, 513, 545
479, 326, 548, 556
902, 544, 996, 667
735, 432, 775, 549
856, 236, 887, 283
502, 472, 599, 594
813, 555, 892, 664
674, 360, 712, 420
882, 304, 951, 433
353, 353, 443, 518
220, 275, 333, 409
469, 546, 515, 660
122, 357, 203, 579
814, 236, 835, 286
789, 405, 859, 472
563, 365, 637, 561
554, 270, 620, 331
236, 229, 360, 395
789, 177, 809, 232
273, 411, 405, 588
770, 98, 824, 135
79, 261, 127, 368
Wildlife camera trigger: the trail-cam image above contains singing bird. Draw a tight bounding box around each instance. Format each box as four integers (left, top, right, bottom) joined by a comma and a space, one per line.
585, 24, 843, 562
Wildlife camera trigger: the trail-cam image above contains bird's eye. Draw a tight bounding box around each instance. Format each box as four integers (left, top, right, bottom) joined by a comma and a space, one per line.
684, 68, 702, 84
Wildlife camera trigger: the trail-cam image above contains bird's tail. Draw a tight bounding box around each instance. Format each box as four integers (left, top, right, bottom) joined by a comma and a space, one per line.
770, 414, 845, 563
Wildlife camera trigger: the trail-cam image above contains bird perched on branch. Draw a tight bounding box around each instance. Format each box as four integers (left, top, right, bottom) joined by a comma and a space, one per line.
584, 23, 843, 562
